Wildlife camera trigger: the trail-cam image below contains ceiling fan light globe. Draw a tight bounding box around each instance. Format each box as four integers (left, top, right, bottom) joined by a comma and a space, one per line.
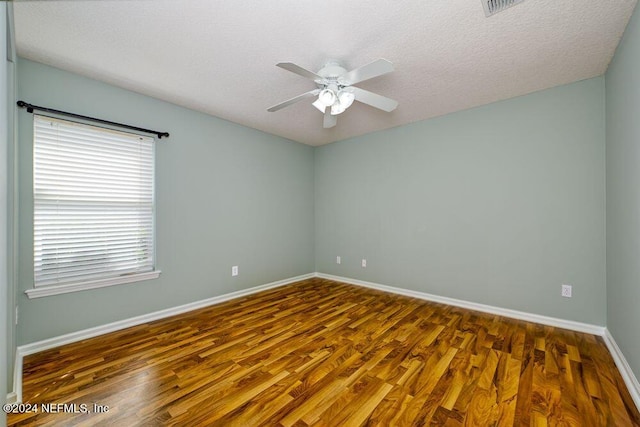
318, 89, 337, 107
337, 90, 355, 109
312, 98, 326, 113
331, 103, 346, 115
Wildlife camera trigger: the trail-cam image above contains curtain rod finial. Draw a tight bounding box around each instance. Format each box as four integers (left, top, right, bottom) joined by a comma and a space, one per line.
17, 100, 34, 113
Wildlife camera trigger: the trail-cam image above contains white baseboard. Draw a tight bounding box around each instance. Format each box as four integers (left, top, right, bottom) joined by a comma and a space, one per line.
10, 347, 22, 405
9, 272, 314, 403
603, 329, 640, 411
6, 392, 17, 404
316, 273, 605, 335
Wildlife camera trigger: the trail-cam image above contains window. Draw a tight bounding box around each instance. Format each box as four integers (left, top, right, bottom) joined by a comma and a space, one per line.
27, 115, 159, 298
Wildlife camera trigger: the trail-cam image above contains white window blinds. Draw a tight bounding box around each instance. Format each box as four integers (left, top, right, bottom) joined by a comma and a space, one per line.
33, 115, 155, 287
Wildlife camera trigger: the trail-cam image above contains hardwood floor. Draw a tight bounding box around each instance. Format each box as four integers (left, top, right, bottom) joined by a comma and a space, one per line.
8, 278, 640, 426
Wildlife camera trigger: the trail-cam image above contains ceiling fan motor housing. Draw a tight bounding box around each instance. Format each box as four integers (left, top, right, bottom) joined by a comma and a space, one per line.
316, 62, 348, 80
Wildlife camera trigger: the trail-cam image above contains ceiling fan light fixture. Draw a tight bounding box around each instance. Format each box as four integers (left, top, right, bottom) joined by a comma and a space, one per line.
331, 103, 346, 115
312, 98, 326, 113
318, 88, 337, 106
337, 89, 355, 109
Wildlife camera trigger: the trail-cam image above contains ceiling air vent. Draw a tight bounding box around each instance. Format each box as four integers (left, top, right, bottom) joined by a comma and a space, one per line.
482, 0, 525, 17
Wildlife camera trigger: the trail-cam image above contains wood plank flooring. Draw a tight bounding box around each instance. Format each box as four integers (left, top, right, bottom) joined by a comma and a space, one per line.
8, 278, 640, 426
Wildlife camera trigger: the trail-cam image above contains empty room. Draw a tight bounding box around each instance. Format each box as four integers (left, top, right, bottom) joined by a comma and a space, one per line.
2, 0, 640, 425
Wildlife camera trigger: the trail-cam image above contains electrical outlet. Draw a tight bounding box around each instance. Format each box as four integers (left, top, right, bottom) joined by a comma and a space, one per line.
232, 266, 239, 277
561, 284, 572, 298
336, 256, 341, 264
361, 259, 367, 268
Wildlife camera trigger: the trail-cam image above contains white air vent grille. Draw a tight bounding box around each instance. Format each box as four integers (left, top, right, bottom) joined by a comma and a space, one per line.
482, 0, 525, 17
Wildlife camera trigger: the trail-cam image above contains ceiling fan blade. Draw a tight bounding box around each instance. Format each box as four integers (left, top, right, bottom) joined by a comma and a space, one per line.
276, 62, 322, 81
339, 59, 394, 86
351, 87, 398, 112
323, 110, 337, 128
267, 89, 320, 112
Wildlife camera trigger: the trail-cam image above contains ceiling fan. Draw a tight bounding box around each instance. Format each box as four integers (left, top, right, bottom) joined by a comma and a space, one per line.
267, 59, 398, 129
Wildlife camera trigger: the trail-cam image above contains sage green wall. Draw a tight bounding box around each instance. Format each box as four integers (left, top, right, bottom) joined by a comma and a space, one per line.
16, 59, 315, 345
315, 77, 606, 325
606, 2, 640, 379
14, 58, 609, 347
1, 4, 9, 423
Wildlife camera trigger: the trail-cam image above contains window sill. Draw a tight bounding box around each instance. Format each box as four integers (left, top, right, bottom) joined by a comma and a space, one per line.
25, 270, 161, 299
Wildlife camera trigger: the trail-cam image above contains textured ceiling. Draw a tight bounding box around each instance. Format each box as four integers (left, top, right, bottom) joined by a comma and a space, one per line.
13, 0, 637, 146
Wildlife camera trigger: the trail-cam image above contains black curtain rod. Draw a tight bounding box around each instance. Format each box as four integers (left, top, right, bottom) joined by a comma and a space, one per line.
16, 100, 170, 139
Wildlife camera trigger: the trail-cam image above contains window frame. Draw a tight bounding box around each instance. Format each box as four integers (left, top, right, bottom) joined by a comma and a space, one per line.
26, 114, 160, 299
